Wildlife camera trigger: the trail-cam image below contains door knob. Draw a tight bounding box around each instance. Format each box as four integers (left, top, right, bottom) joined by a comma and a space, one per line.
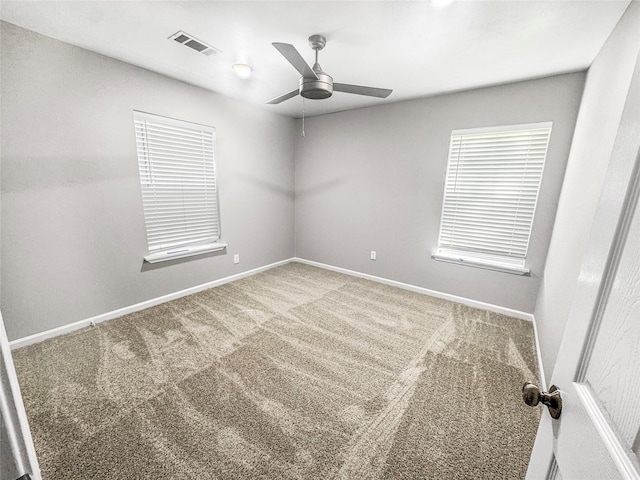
522, 383, 562, 419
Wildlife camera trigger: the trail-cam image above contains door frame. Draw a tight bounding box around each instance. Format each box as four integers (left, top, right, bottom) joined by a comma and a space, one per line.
527, 47, 640, 479
1, 310, 41, 480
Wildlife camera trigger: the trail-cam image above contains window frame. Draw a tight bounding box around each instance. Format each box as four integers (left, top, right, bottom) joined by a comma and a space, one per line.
133, 111, 226, 263
432, 122, 553, 275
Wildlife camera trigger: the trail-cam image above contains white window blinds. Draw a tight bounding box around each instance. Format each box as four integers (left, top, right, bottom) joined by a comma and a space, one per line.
434, 122, 552, 274
134, 111, 224, 262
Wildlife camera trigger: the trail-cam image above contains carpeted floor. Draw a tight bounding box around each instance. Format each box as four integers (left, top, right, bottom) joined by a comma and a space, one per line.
12, 262, 540, 479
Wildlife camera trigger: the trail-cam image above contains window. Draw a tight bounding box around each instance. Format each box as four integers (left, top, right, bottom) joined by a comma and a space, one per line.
134, 111, 225, 263
433, 122, 552, 275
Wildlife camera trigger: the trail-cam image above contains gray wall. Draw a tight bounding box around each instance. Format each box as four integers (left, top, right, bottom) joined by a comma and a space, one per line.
295, 73, 585, 314
534, 1, 640, 378
1, 22, 296, 341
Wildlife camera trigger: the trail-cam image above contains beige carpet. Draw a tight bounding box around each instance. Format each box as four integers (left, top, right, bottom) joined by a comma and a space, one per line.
12, 262, 540, 479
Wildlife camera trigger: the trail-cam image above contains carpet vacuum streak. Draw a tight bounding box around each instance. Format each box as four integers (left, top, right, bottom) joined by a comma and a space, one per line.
12, 263, 541, 479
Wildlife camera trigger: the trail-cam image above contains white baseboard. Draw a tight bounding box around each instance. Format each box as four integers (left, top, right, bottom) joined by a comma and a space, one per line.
293, 257, 535, 322
294, 257, 546, 386
9, 258, 294, 350
10, 255, 547, 387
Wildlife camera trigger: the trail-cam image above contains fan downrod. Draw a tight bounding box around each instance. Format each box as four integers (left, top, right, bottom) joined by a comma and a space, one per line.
268, 32, 391, 105
300, 34, 332, 100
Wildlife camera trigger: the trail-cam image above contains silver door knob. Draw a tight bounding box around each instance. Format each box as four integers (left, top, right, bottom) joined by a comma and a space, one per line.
522, 383, 562, 419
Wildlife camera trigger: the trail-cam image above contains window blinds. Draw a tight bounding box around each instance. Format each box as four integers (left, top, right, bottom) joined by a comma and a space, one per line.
435, 122, 552, 273
134, 112, 221, 256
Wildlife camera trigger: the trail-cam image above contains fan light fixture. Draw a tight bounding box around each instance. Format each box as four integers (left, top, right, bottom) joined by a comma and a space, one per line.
232, 63, 252, 79
266, 34, 392, 105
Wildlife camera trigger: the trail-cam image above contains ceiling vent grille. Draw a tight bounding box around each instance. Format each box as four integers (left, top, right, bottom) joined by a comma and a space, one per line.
169, 31, 221, 57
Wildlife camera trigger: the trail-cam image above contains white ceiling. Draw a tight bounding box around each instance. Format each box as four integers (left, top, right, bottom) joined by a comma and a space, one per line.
0, 1, 631, 118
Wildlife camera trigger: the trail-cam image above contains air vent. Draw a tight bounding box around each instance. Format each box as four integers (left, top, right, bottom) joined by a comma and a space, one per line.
169, 31, 221, 57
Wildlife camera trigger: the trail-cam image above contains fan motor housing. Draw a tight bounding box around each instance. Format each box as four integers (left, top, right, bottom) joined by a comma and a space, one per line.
299, 72, 333, 100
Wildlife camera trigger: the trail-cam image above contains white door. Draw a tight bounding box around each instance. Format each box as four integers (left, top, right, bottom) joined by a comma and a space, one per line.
526, 53, 640, 479
0, 311, 41, 480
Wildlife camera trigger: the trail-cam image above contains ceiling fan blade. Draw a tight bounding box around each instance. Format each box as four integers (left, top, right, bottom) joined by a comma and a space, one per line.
266, 89, 300, 105
333, 83, 393, 98
272, 42, 318, 79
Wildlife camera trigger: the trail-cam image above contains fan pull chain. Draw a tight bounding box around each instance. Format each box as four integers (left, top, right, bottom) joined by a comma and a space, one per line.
302, 97, 306, 137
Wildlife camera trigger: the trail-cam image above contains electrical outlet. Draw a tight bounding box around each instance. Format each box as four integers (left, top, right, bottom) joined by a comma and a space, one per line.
233, 254, 240, 264
370, 250, 377, 260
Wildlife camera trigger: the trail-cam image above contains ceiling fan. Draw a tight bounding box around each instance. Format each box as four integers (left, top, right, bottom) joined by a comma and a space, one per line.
267, 34, 393, 105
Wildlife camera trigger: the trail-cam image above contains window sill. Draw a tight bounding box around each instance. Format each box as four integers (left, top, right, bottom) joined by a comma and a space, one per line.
431, 253, 530, 276
144, 242, 227, 264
